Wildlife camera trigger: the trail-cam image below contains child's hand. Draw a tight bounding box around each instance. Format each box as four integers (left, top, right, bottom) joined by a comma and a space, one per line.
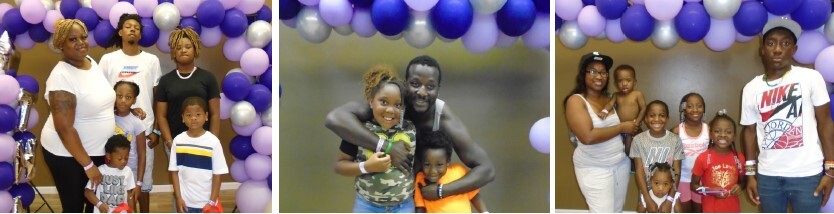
620, 120, 640, 135
709, 187, 729, 199
644, 197, 658, 213
148, 134, 159, 148
175, 197, 187, 213
365, 152, 391, 173
131, 108, 147, 120
99, 204, 110, 213
131, 188, 140, 204
729, 184, 742, 196
596, 111, 608, 119
203, 203, 213, 212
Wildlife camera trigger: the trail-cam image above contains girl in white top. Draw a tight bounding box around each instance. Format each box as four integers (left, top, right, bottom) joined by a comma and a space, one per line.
638, 162, 682, 213
670, 93, 709, 212
564, 52, 639, 212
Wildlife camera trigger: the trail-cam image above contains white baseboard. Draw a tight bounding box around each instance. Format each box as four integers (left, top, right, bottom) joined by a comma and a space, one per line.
31, 182, 241, 195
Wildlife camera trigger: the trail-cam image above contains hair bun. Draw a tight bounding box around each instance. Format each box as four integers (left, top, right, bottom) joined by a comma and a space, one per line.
718, 109, 727, 116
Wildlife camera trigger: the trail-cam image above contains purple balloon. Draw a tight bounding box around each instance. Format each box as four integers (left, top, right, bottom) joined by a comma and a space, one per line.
223, 72, 252, 101
220, 0, 241, 9
279, 0, 301, 20
121, 0, 135, 3
75, 8, 99, 31
28, 24, 50, 43
794, 31, 830, 64
221, 9, 248, 37
223, 36, 251, 62
736, 31, 756, 42
605, 18, 626, 42
4, 69, 15, 77
233, 116, 261, 136
235, 180, 271, 213
15, 75, 39, 93
0, 162, 13, 190
372, 0, 410, 36
259, 67, 272, 90
529, 117, 550, 153
14, 31, 35, 50
196, 0, 225, 28
675, 2, 711, 42
134, 0, 158, 18
522, 13, 550, 49
351, 0, 374, 8
236, 0, 265, 14
534, 0, 549, 13
405, 0, 439, 11
496, 0, 536, 37
156, 29, 172, 53
577, 5, 605, 37
620, 4, 654, 41
179, 17, 201, 34
763, 0, 802, 16
257, 6, 271, 22
200, 26, 222, 48
244, 153, 271, 181
60, 0, 82, 19
230, 135, 255, 160
321, 0, 353, 26
220, 93, 234, 119
0, 105, 16, 133
0, 75, 20, 105
816, 46, 834, 82
556, 0, 583, 20
268, 174, 271, 190
109, 2, 137, 29
94, 22, 116, 48
230, 160, 249, 182
703, 18, 735, 51
241, 49, 269, 76
139, 18, 159, 47
351, 8, 377, 37
582, 0, 595, 5
595, 0, 628, 19
173, 0, 200, 17
88, 30, 99, 48
251, 126, 271, 155
27, 109, 38, 131
734, 1, 768, 36
462, 13, 498, 54
44, 10, 64, 33
791, 0, 832, 30
246, 84, 271, 113
0, 3, 13, 21
0, 134, 13, 163
91, 0, 117, 19
9, 183, 34, 207
4, 9, 32, 36
20, 0, 47, 24
264, 42, 272, 65
645, 0, 683, 21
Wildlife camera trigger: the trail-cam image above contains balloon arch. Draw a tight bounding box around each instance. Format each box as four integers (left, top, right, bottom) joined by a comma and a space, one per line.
0, 0, 272, 212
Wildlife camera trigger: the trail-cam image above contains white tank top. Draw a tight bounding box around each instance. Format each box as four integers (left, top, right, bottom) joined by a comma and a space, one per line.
572, 94, 627, 168
678, 123, 710, 182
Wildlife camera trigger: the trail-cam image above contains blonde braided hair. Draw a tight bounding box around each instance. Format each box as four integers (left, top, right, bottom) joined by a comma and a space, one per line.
52, 19, 87, 50
362, 64, 402, 100
167, 27, 201, 61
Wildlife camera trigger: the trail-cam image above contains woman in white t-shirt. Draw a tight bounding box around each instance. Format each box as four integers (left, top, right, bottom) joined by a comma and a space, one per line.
564, 52, 639, 212
40, 19, 117, 213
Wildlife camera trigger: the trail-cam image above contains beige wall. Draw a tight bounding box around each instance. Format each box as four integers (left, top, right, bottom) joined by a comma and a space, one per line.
14, 0, 272, 187
555, 37, 782, 212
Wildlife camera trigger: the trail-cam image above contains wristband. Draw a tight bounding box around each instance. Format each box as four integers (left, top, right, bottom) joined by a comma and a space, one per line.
384, 139, 393, 155
208, 200, 218, 206
359, 162, 368, 174
152, 129, 161, 136
83, 161, 94, 171
666, 195, 674, 202
826, 170, 834, 179
136, 181, 142, 186
376, 137, 385, 153
96, 201, 103, 209
601, 109, 609, 114
745, 165, 757, 176
745, 160, 757, 165
438, 184, 444, 199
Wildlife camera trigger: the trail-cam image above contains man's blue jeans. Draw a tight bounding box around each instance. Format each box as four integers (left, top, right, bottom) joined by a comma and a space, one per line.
758, 173, 823, 213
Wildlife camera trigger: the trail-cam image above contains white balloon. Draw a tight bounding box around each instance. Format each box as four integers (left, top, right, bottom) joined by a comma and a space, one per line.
704, 0, 742, 20
403, 11, 435, 49
559, 21, 588, 49
230, 101, 257, 126
470, 0, 507, 14
651, 20, 679, 49
246, 20, 272, 48
261, 106, 271, 127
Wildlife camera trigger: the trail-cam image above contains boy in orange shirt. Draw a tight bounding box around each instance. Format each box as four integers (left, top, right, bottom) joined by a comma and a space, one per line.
415, 131, 488, 213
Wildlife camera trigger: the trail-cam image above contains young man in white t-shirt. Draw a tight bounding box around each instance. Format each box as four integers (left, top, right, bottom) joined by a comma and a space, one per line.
85, 135, 136, 213
99, 14, 163, 213
741, 18, 834, 213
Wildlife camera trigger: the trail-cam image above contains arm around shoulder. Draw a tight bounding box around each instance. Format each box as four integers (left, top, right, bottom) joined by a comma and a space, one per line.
439, 108, 495, 195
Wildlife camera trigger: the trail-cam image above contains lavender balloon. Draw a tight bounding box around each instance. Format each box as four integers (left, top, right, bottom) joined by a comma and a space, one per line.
703, 18, 735, 51
230, 160, 249, 182
220, 93, 234, 119
351, 8, 377, 37
815, 46, 834, 82
645, 0, 683, 21
0, 191, 11, 213
236, 0, 265, 14
529, 117, 549, 154
0, 134, 13, 162
223, 36, 252, 62
794, 31, 830, 64
461, 13, 497, 53
251, 126, 271, 156
109, 2, 137, 29
200, 26, 222, 48
91, 0, 116, 18
405, 0, 439, 11
320, 0, 353, 27
13, 31, 35, 50
555, 0, 583, 20
19, 0, 46, 24
605, 18, 627, 43
43, 10, 63, 33
245, 153, 271, 180
0, 75, 19, 105
736, 32, 756, 42
173, 0, 200, 17
577, 5, 604, 37
495, 31, 517, 48
220, 0, 241, 9
522, 13, 549, 49
0, 3, 13, 20
232, 115, 261, 136
156, 29, 172, 53
236, 180, 271, 213
134, 0, 157, 17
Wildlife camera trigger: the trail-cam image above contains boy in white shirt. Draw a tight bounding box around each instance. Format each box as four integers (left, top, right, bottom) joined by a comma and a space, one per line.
84, 135, 136, 213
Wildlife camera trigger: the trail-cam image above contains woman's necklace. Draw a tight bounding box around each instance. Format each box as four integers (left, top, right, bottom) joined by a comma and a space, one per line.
176, 66, 197, 79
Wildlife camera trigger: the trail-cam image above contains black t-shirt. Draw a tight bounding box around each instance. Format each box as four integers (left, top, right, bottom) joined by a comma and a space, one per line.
155, 67, 221, 137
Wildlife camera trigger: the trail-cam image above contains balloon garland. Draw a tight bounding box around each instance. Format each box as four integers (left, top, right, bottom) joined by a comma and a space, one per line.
280, 0, 551, 53
557, 0, 834, 83
0, 0, 273, 212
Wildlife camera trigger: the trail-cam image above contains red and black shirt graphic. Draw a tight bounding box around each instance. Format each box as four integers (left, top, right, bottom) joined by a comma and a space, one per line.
757, 82, 803, 150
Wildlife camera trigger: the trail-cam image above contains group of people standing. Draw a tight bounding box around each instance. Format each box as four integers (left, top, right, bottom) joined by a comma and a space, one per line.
41, 14, 225, 213
564, 18, 834, 213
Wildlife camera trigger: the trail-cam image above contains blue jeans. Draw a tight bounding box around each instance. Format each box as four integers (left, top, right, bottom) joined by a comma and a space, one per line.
758, 173, 823, 213
184, 207, 202, 213
352, 194, 415, 213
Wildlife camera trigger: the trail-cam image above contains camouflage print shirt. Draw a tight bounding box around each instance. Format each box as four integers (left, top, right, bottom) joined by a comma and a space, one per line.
354, 120, 417, 206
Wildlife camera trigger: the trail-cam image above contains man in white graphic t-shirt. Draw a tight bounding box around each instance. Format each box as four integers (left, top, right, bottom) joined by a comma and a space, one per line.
741, 18, 834, 213
99, 13, 163, 213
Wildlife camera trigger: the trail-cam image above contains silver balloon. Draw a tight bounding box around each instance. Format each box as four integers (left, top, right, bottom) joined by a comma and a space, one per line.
55, 1, 60, 12
246, 20, 272, 48
651, 20, 679, 50
14, 0, 20, 6
261, 106, 272, 127
382, 32, 403, 40
334, 24, 353, 35
559, 21, 588, 49
14, 131, 37, 184
41, 0, 54, 10
825, 15, 834, 44
80, 0, 91, 8
230, 101, 257, 126
12, 197, 20, 213
153, 3, 181, 31
47, 36, 61, 54
703, 0, 741, 20
16, 89, 34, 132
0, 31, 12, 73
594, 31, 606, 40
404, 11, 435, 49
471, 0, 507, 14
296, 7, 332, 44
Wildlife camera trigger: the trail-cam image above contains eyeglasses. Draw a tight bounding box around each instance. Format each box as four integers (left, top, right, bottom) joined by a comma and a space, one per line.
586, 69, 609, 77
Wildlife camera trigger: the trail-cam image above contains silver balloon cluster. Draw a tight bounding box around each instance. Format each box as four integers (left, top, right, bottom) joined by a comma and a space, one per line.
0, 31, 14, 73
14, 89, 37, 184
12, 196, 20, 213
16, 89, 34, 132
